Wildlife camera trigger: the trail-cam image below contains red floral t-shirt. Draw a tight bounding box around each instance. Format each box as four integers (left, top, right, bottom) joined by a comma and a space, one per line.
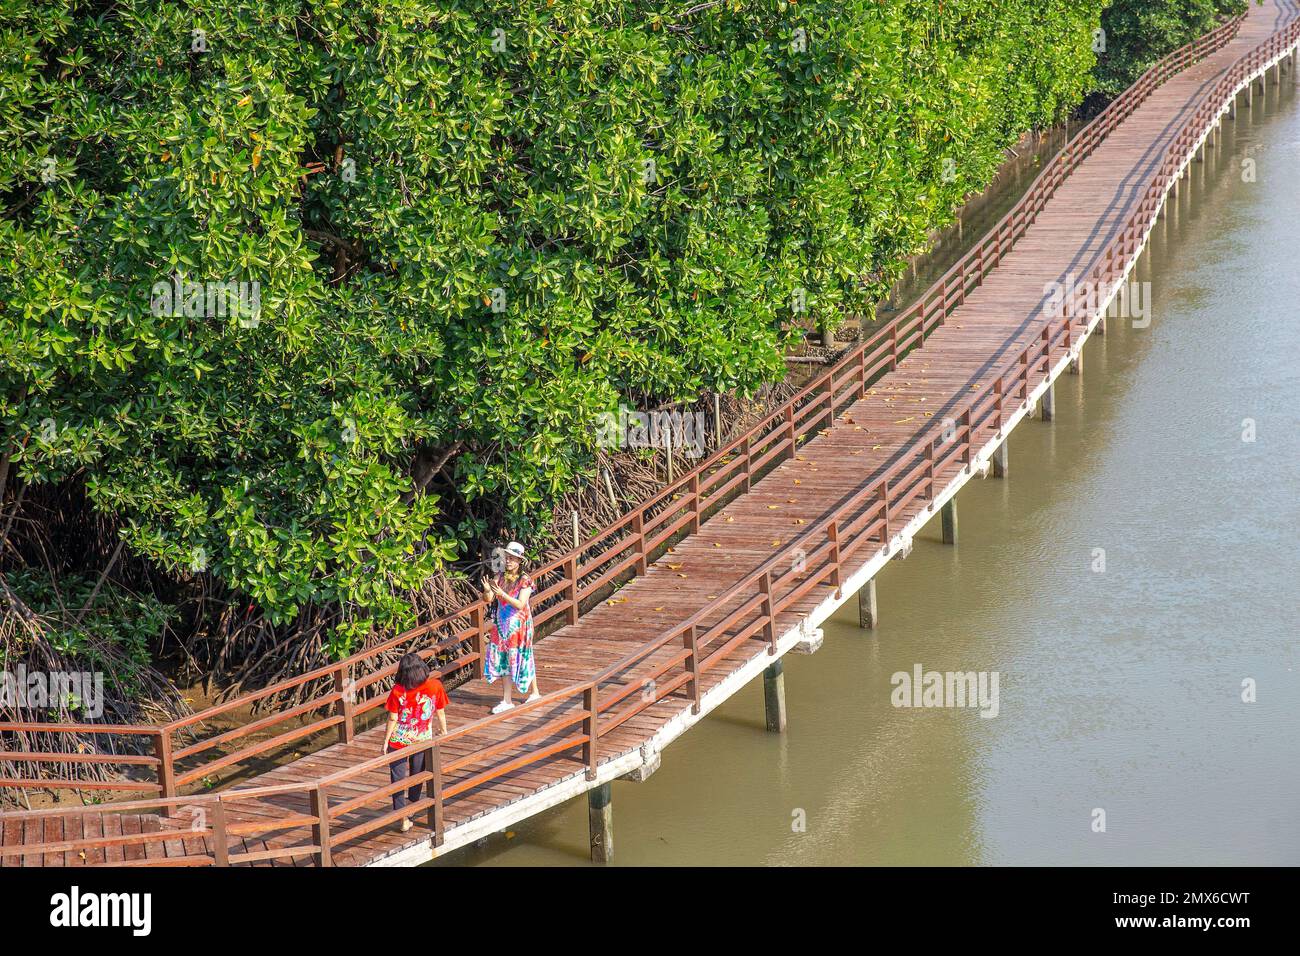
385, 677, 449, 748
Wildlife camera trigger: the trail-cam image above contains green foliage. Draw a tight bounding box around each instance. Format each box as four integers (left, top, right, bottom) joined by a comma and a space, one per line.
2, 1, 1102, 654
1091, 0, 1250, 99
1, 570, 171, 699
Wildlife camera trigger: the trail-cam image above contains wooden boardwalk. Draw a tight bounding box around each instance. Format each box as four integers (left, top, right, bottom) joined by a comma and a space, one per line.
4, 0, 1299, 867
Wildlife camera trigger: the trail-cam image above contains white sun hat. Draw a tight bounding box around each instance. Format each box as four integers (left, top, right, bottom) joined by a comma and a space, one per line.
504, 541, 527, 558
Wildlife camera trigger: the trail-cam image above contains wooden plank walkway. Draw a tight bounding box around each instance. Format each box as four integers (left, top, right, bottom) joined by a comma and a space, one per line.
4, 0, 1298, 866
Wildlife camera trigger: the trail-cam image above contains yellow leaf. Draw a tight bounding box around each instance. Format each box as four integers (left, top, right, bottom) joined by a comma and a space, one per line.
251, 145, 262, 170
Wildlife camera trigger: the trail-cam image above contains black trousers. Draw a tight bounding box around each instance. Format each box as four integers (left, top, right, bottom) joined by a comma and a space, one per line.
387, 745, 426, 813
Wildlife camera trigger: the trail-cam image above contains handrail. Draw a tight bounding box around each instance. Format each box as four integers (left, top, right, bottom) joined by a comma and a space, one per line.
4, 8, 1290, 866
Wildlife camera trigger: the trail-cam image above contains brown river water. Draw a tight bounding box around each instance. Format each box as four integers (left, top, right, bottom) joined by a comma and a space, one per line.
436, 81, 1300, 866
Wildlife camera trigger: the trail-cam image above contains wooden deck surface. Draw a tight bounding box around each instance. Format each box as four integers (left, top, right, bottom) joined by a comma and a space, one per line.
4, 0, 1296, 867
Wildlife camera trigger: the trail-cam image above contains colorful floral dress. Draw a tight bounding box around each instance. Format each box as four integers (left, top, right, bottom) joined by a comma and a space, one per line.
485, 573, 536, 695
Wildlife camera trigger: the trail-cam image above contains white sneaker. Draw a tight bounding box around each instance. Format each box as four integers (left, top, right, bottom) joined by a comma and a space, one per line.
526, 692, 541, 703
491, 700, 515, 715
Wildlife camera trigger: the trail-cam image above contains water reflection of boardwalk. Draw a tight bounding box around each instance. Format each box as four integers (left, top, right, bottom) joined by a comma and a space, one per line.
4, 0, 1299, 867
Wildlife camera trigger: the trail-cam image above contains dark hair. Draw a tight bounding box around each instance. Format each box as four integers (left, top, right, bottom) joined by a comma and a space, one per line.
395, 653, 430, 691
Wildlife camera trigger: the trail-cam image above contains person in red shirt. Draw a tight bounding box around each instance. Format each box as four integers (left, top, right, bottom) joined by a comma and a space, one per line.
382, 653, 449, 832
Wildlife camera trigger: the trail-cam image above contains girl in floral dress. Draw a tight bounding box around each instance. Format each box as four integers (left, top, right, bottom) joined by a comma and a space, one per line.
480, 541, 540, 714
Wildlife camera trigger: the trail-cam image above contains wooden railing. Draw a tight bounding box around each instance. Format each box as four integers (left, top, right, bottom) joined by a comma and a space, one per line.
3, 10, 1288, 865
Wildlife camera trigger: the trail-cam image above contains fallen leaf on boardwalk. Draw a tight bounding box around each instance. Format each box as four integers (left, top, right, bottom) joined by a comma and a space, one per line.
726, 516, 735, 522
676, 573, 688, 578
606, 597, 628, 606
786, 498, 797, 503
851, 450, 864, 455
924, 411, 934, 417
894, 417, 915, 424
654, 607, 665, 611
872, 444, 882, 450
667, 563, 683, 570
707, 594, 718, 599
794, 519, 806, 525
771, 539, 782, 547
712, 542, 721, 548
853, 425, 863, 431
767, 504, 780, 510
793, 478, 802, 484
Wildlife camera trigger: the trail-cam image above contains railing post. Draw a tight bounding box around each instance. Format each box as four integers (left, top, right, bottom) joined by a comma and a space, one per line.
890, 322, 899, 369
741, 434, 752, 492
310, 785, 331, 866
688, 472, 700, 533
925, 439, 935, 499
759, 572, 777, 655
683, 624, 701, 716
211, 799, 229, 867
961, 408, 972, 466
424, 740, 444, 846
630, 511, 647, 575
565, 555, 579, 625
153, 730, 176, 817
583, 685, 599, 781
471, 604, 485, 680
784, 406, 796, 458
827, 520, 841, 593
334, 662, 355, 744
881, 480, 891, 543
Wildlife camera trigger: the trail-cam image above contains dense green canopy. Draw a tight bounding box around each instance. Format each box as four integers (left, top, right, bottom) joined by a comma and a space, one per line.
1091, 0, 1249, 101
3, 1, 1109, 655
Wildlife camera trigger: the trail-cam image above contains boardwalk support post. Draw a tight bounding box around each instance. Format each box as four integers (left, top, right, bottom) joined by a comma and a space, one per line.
1040, 382, 1056, 422
763, 659, 787, 733
941, 499, 958, 545
588, 782, 613, 863
1070, 345, 1084, 375
858, 578, 878, 630
992, 441, 1009, 478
